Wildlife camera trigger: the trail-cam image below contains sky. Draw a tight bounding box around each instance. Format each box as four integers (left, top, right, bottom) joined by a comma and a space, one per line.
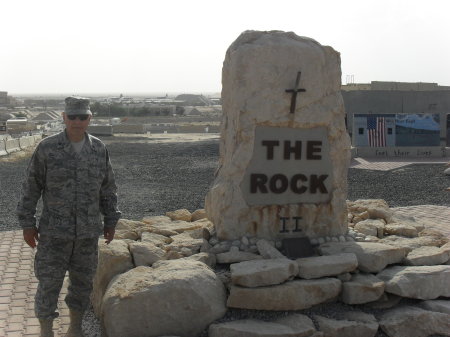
1, 0, 449, 95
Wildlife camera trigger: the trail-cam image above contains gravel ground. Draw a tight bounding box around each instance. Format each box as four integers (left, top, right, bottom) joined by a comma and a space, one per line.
2, 135, 449, 231
1, 135, 449, 337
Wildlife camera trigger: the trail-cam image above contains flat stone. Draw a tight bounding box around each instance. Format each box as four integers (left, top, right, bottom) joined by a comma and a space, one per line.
404, 246, 450, 265
389, 212, 425, 232
315, 311, 378, 337
347, 199, 392, 223
165, 232, 205, 256
376, 265, 450, 299
230, 258, 298, 287
364, 293, 402, 310
354, 219, 385, 238
113, 229, 139, 240
181, 252, 216, 269
227, 278, 341, 310
296, 253, 358, 279
115, 218, 148, 232
166, 208, 192, 221
191, 208, 208, 221
129, 241, 166, 266
379, 306, 450, 337
140, 231, 171, 247
256, 239, 285, 259
422, 300, 450, 314
217, 251, 263, 264
379, 235, 447, 253
209, 319, 312, 337
341, 273, 385, 304
384, 224, 418, 238
141, 215, 172, 225
273, 314, 317, 336
318, 242, 407, 273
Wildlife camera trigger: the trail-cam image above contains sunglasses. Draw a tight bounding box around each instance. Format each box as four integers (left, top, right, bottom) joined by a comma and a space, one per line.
67, 115, 89, 121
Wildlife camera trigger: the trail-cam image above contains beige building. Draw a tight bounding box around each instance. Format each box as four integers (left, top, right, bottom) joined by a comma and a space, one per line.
342, 81, 450, 91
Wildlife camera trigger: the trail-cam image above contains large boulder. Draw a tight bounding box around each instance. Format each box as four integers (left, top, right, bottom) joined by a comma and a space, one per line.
377, 265, 450, 299
379, 306, 450, 337
230, 258, 298, 287
92, 240, 134, 317
296, 253, 358, 279
318, 242, 407, 273
102, 260, 227, 337
227, 278, 341, 310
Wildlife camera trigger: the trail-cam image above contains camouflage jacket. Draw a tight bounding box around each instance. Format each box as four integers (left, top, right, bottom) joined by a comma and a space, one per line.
17, 130, 121, 239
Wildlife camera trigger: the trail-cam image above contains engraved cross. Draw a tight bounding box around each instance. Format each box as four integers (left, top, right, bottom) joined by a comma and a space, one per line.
285, 71, 306, 114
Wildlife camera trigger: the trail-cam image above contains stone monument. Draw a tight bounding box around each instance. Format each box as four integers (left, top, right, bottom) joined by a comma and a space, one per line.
205, 30, 351, 241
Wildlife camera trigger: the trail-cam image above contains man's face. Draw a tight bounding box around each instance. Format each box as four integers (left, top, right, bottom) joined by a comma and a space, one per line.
63, 113, 91, 138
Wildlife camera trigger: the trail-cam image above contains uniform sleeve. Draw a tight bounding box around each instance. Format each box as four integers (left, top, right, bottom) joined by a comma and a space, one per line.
16, 144, 46, 229
99, 148, 121, 228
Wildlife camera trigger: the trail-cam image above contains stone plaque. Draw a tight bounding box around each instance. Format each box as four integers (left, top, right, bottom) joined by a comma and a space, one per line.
241, 126, 332, 205
205, 30, 350, 241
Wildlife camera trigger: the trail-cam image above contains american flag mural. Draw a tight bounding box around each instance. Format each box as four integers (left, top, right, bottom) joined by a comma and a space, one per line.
367, 116, 386, 147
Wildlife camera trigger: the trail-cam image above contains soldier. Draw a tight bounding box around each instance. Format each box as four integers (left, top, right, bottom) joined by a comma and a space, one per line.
17, 97, 121, 337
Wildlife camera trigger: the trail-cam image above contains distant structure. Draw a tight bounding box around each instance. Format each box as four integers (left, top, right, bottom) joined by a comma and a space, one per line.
342, 81, 450, 91
0, 91, 18, 107
342, 81, 450, 157
174, 94, 213, 106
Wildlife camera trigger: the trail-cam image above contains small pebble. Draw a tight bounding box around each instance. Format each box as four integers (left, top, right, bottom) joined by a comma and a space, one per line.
331, 237, 338, 242
241, 236, 249, 246
318, 237, 325, 244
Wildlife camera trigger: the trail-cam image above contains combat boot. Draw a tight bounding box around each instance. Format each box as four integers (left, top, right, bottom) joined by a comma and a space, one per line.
39, 318, 54, 337
65, 309, 84, 337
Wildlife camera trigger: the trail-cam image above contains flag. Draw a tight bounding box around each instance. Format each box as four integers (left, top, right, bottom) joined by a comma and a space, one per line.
367, 116, 386, 147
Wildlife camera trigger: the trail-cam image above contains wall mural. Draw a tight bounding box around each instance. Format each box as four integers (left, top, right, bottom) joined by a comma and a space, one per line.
353, 114, 440, 147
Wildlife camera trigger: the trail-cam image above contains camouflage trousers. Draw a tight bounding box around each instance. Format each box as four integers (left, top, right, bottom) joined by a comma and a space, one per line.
34, 236, 99, 319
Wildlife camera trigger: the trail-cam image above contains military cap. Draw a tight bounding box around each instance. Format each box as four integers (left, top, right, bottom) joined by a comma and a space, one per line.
64, 96, 92, 115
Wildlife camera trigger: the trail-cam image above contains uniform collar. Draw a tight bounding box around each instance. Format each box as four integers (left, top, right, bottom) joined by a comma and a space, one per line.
57, 130, 96, 155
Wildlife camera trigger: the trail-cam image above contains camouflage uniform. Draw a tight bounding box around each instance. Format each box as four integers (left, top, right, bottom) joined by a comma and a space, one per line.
17, 130, 121, 319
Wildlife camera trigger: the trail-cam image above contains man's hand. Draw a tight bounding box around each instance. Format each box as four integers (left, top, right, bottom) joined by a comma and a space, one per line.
23, 227, 39, 248
104, 227, 115, 244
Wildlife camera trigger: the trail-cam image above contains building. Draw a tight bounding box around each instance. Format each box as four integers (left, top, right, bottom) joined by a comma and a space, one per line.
342, 81, 450, 157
